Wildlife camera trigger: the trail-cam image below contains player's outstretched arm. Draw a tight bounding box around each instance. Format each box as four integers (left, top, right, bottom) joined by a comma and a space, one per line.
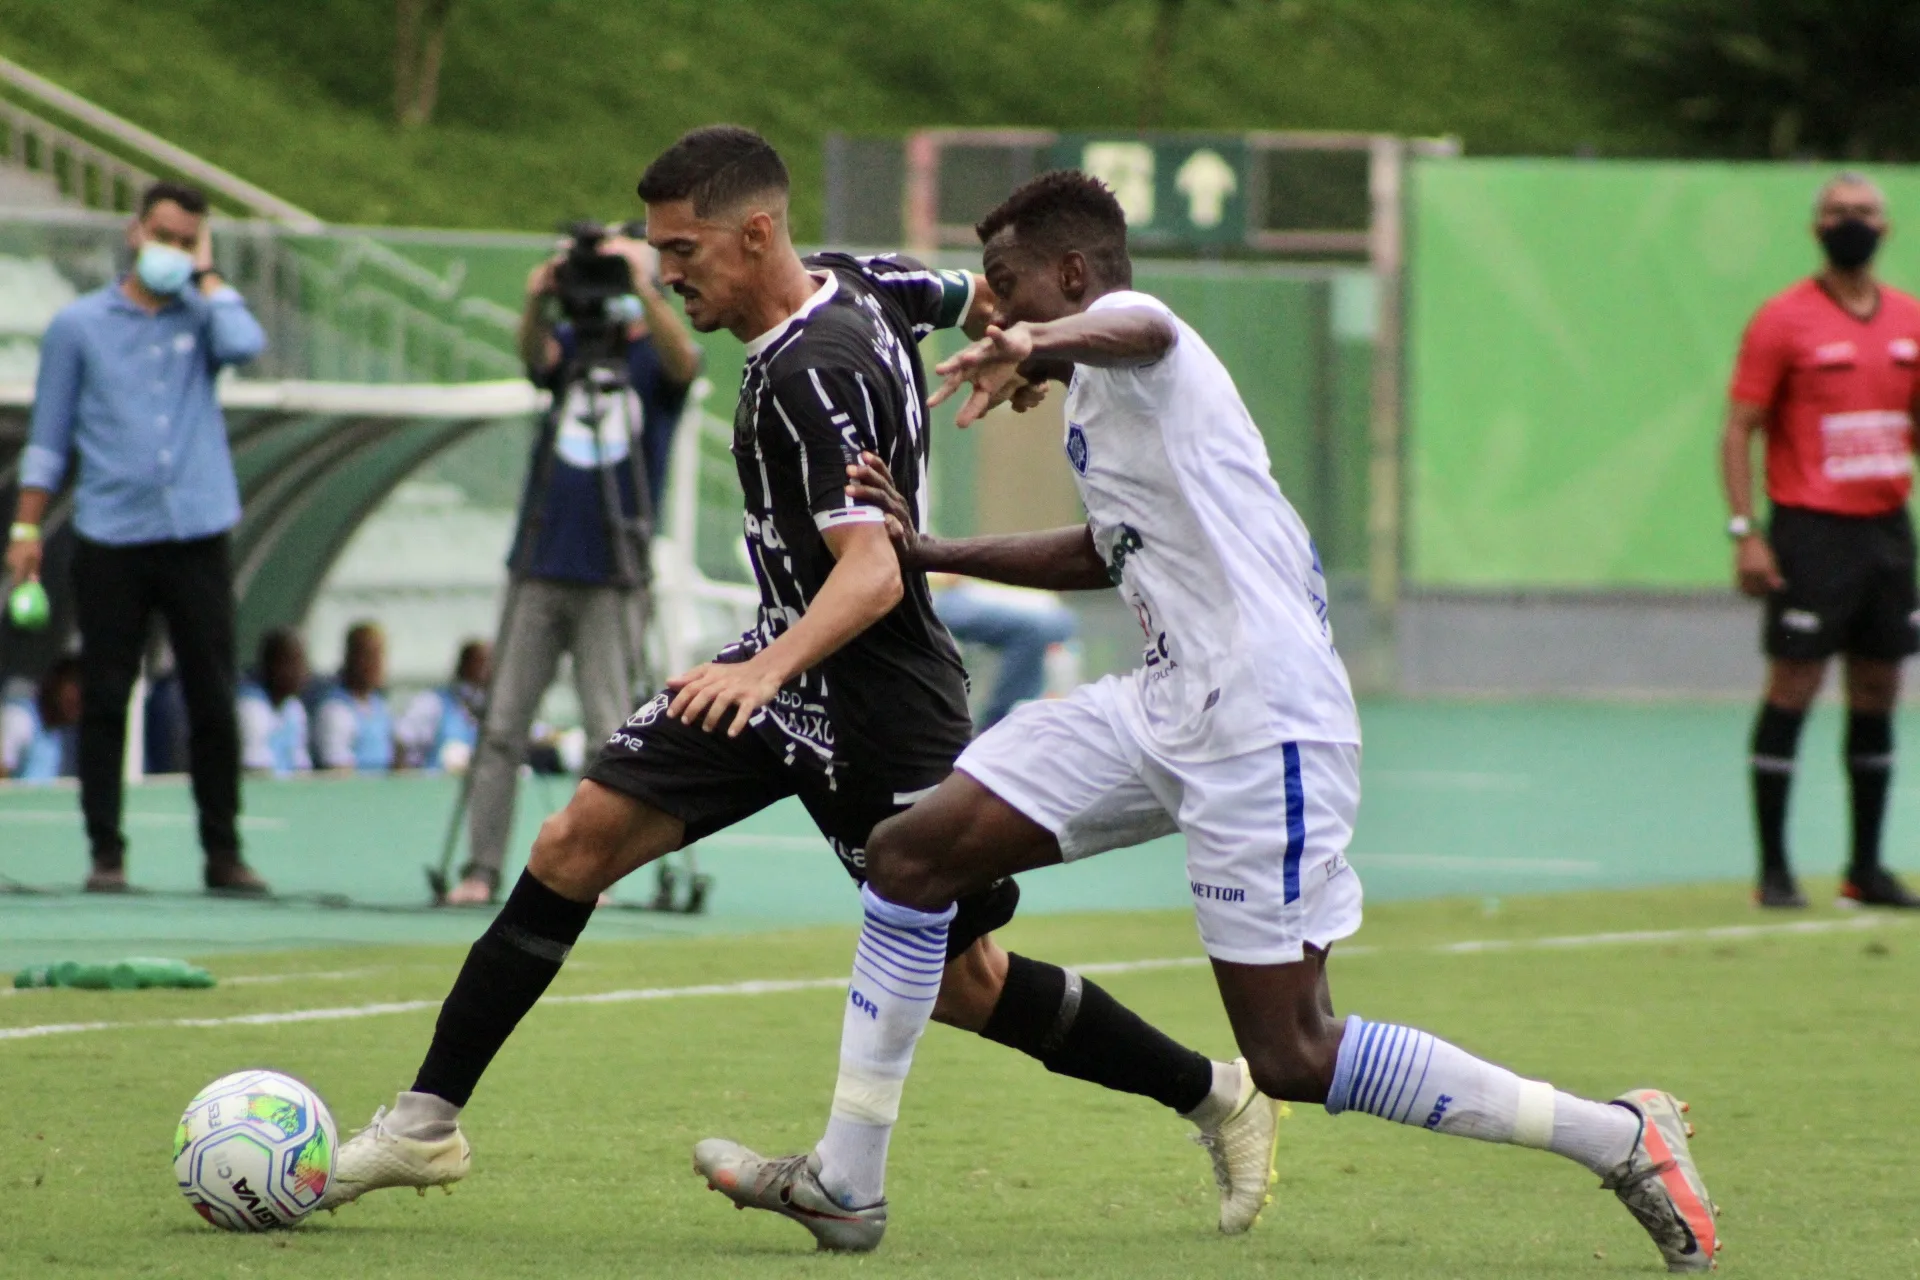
666, 521, 903, 735
846, 452, 1110, 591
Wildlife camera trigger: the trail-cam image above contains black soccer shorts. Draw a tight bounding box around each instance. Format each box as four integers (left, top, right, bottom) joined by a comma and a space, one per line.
583, 693, 1017, 958
1763, 504, 1920, 662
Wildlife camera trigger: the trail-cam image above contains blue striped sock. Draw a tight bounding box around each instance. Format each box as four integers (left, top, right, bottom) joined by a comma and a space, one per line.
816, 885, 956, 1207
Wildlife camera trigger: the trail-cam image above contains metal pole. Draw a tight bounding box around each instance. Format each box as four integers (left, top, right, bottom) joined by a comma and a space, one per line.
1364, 134, 1407, 687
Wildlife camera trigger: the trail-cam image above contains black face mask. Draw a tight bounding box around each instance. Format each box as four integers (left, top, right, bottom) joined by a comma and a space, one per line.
1820, 218, 1882, 270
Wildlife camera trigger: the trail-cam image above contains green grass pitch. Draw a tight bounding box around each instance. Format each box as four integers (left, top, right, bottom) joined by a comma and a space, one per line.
3, 882, 1916, 1279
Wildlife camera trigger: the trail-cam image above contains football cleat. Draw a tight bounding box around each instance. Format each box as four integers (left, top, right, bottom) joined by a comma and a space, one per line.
1838, 866, 1920, 909
692, 1140, 886, 1252
318, 1106, 471, 1210
1752, 866, 1807, 909
1601, 1090, 1720, 1273
1190, 1057, 1283, 1234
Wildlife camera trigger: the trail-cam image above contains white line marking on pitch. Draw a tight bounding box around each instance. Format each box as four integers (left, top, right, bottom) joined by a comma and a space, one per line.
0, 915, 1903, 1043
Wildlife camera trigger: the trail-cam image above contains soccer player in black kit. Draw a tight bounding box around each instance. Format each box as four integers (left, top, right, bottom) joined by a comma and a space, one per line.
317, 127, 1280, 1250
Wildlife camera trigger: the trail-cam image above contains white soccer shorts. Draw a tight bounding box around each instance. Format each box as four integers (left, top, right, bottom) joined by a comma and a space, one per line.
955, 674, 1363, 965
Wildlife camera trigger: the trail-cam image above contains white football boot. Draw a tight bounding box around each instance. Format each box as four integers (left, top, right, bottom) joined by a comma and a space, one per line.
1191, 1057, 1283, 1234
319, 1105, 472, 1211
692, 1140, 887, 1252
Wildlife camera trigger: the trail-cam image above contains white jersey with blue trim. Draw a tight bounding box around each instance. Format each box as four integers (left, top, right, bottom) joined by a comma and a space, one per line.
1060, 289, 1360, 760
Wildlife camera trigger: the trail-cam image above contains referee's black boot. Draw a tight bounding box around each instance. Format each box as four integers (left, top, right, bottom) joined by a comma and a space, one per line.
1754, 865, 1808, 909
1839, 865, 1920, 909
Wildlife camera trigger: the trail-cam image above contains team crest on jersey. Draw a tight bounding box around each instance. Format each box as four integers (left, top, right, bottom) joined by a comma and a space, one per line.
1066, 422, 1089, 474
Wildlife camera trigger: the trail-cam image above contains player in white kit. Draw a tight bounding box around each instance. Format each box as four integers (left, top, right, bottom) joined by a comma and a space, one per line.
698, 171, 1722, 1271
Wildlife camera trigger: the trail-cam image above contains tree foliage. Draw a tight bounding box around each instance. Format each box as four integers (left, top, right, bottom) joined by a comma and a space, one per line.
1610, 0, 1920, 160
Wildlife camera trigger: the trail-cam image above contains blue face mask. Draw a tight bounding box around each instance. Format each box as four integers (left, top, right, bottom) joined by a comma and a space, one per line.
135, 242, 195, 296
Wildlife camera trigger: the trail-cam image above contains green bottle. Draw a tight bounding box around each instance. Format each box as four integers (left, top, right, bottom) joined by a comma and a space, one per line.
7, 579, 49, 631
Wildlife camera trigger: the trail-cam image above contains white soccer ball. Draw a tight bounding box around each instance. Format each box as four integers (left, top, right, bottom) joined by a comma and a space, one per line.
173, 1069, 336, 1230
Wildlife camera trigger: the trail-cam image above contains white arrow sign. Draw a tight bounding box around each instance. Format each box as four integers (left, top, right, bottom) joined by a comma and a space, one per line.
1174, 149, 1238, 229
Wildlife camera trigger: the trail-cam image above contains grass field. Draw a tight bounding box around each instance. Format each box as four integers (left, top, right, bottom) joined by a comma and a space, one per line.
5, 881, 1917, 1279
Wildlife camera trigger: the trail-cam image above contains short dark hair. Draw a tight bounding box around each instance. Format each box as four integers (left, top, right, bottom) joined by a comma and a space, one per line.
636, 125, 789, 216
138, 180, 209, 219
977, 170, 1131, 287
258, 626, 304, 673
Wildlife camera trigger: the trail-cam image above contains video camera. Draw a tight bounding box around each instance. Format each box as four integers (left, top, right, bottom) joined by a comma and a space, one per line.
551, 219, 647, 364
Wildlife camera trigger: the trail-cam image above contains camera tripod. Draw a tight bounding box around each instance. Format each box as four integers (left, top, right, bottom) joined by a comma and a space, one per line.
425, 354, 709, 914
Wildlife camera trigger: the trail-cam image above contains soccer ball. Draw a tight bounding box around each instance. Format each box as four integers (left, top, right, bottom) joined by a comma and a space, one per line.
173, 1069, 335, 1230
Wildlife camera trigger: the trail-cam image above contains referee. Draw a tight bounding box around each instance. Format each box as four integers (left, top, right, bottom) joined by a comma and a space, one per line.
1723, 172, 1920, 909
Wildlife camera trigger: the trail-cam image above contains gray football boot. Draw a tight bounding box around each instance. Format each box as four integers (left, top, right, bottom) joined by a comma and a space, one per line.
692, 1140, 886, 1252
1601, 1089, 1721, 1272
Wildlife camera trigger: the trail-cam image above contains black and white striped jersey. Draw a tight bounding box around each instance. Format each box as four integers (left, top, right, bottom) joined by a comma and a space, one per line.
719, 252, 975, 783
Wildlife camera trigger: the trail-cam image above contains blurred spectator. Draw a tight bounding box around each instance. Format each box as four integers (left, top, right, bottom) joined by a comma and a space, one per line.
2, 179, 268, 894
314, 621, 394, 772
237, 627, 312, 776
143, 636, 190, 775
397, 639, 488, 772
1, 656, 82, 782
442, 230, 699, 906
933, 578, 1079, 731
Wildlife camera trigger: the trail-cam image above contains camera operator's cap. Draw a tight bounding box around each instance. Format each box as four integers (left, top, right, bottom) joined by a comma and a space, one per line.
7, 579, 49, 631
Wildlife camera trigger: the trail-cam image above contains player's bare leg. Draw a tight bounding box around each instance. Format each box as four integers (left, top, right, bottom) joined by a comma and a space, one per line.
322, 781, 681, 1210
1210, 958, 1719, 1272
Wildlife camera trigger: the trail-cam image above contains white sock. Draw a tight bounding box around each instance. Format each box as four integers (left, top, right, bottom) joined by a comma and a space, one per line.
387, 1090, 461, 1141
814, 885, 955, 1208
1326, 1015, 1639, 1175
1182, 1060, 1244, 1132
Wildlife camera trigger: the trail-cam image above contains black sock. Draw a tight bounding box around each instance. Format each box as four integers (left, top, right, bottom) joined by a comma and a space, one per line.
1846, 711, 1894, 877
412, 870, 595, 1106
979, 952, 1214, 1114
1751, 702, 1807, 877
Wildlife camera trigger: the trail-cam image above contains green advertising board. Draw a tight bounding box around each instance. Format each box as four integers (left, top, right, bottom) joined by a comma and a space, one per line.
1408, 159, 1920, 589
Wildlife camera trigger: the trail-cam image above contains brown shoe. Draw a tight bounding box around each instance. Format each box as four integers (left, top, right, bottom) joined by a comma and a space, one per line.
83, 866, 129, 893
205, 862, 271, 897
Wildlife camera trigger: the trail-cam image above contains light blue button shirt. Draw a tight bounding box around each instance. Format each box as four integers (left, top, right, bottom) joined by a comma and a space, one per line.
21, 281, 266, 545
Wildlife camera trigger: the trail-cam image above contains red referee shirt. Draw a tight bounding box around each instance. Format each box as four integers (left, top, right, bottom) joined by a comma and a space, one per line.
1730, 278, 1920, 517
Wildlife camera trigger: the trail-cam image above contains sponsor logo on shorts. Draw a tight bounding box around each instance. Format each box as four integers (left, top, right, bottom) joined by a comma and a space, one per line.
1424, 1093, 1453, 1130
1191, 881, 1246, 903
1780, 608, 1822, 634
1326, 850, 1351, 881
626, 693, 670, 729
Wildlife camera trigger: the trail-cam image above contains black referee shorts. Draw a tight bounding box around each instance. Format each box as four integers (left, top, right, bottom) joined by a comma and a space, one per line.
584, 693, 1017, 959
1763, 504, 1920, 662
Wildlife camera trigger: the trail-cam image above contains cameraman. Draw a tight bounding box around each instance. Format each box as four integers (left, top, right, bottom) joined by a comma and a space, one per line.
445, 229, 700, 905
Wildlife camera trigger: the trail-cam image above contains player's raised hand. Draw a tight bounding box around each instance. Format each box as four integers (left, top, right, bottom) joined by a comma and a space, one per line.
930, 323, 1037, 426
665, 657, 785, 737
845, 452, 922, 566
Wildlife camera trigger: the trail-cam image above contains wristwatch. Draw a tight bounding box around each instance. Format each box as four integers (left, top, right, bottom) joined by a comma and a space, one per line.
1727, 515, 1754, 540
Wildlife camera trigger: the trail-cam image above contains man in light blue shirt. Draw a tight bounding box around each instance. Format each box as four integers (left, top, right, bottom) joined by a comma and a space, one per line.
3, 181, 271, 895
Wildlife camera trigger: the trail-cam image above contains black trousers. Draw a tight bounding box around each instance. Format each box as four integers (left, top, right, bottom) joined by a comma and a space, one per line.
72, 534, 241, 870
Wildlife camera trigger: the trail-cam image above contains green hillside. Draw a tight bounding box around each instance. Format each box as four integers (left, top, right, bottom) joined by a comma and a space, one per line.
0, 0, 1673, 234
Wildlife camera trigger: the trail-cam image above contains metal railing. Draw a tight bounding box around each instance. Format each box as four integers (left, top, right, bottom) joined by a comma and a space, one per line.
0, 55, 321, 229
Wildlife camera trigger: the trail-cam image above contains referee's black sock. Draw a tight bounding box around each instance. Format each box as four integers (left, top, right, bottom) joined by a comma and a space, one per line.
980, 953, 1214, 1114
1751, 702, 1807, 878
412, 870, 596, 1107
1846, 710, 1895, 878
